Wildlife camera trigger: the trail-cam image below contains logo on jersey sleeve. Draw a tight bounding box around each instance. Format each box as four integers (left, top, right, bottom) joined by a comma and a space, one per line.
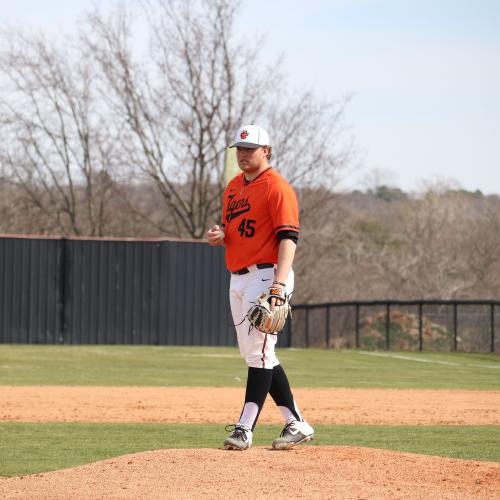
226, 195, 251, 222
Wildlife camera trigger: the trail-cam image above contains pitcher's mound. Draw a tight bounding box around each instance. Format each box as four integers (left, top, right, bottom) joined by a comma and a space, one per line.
1, 446, 498, 499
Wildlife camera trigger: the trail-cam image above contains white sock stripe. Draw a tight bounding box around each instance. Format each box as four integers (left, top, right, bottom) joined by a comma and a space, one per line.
239, 402, 259, 430
278, 405, 296, 423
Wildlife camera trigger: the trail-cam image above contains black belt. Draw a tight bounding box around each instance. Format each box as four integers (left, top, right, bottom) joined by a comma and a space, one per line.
232, 263, 274, 275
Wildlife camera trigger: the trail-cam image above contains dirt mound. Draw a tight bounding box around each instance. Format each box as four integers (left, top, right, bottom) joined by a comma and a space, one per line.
2, 386, 499, 425
1, 446, 498, 499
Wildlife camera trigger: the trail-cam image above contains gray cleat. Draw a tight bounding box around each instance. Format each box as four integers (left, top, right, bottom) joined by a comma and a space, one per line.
272, 420, 314, 450
224, 424, 253, 450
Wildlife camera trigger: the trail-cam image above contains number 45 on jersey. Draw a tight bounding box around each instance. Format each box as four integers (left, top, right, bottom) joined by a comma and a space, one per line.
238, 218, 256, 237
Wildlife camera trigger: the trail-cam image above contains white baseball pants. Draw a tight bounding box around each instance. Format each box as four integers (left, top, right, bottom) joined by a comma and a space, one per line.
229, 265, 294, 369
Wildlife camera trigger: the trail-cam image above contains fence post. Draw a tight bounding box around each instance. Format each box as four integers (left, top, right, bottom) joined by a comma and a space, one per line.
385, 303, 390, 350
453, 303, 458, 351
57, 238, 68, 345
418, 302, 423, 352
491, 304, 495, 353
355, 304, 360, 348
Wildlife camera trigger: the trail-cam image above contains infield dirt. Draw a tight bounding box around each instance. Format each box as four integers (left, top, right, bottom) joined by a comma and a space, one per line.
1, 386, 499, 499
1, 386, 499, 424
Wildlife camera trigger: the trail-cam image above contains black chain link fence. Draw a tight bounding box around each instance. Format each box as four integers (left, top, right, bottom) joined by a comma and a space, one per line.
288, 300, 500, 353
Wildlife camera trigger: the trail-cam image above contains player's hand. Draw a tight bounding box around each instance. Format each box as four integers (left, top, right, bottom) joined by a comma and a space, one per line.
269, 282, 286, 311
206, 225, 225, 246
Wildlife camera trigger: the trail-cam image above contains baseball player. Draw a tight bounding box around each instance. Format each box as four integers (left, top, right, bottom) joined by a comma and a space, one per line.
206, 124, 314, 450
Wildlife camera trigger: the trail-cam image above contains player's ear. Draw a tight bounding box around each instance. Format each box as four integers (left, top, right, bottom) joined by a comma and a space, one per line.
262, 146, 272, 161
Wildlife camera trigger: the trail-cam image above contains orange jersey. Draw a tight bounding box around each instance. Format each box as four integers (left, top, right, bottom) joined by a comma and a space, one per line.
221, 168, 300, 272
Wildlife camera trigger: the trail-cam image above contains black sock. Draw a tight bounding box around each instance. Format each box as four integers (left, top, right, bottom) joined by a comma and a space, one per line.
269, 364, 301, 421
240, 367, 273, 430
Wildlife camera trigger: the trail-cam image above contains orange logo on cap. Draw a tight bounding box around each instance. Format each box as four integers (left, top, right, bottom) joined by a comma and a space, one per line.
240, 130, 249, 139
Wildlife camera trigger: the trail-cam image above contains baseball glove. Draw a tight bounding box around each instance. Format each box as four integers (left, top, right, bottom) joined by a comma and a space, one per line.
247, 287, 291, 334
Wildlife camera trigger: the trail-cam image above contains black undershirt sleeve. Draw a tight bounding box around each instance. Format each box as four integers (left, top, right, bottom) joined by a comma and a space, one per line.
277, 230, 298, 244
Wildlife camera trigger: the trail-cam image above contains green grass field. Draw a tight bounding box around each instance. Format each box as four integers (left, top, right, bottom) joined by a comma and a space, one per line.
1, 345, 499, 389
1, 423, 498, 477
0, 345, 499, 476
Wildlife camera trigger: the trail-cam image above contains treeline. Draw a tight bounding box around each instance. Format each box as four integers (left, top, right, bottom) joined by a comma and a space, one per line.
295, 186, 500, 302
1, 179, 499, 302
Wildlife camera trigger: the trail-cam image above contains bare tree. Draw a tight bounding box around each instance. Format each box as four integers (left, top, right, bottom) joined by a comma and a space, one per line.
0, 0, 350, 239
455, 194, 500, 298
270, 94, 353, 189
0, 29, 117, 236
323, 188, 500, 302
81, 0, 350, 238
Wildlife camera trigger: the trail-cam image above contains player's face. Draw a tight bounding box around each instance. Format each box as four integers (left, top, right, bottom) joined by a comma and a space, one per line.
236, 146, 268, 176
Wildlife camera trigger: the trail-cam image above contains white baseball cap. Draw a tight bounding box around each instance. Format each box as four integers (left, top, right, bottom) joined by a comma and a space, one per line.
229, 124, 270, 148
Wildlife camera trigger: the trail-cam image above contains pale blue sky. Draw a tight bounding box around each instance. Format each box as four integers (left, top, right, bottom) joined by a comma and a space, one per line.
3, 0, 500, 194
